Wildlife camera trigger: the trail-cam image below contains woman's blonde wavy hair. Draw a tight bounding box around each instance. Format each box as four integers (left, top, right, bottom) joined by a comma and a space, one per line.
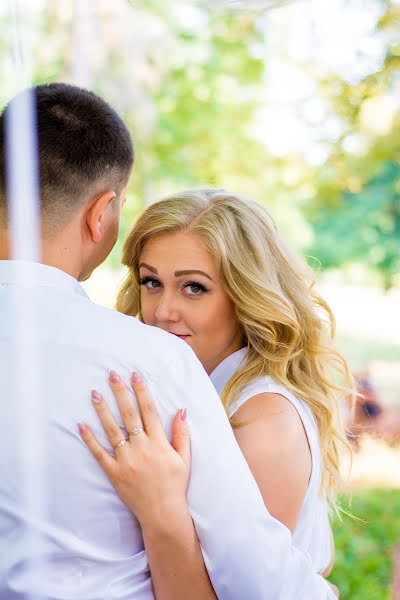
117, 188, 353, 507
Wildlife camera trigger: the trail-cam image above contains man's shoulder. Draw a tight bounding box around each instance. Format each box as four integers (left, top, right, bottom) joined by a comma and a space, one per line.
69, 298, 196, 366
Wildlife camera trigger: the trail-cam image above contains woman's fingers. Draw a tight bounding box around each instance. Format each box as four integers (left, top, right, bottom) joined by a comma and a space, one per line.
91, 390, 130, 450
109, 371, 143, 436
328, 583, 339, 598
171, 408, 191, 470
130, 372, 164, 438
78, 377, 192, 524
78, 422, 115, 474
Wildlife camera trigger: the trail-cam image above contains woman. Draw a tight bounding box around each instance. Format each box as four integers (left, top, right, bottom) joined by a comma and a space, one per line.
79, 188, 350, 596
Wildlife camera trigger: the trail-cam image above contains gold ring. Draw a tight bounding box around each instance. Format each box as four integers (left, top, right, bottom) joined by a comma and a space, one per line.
114, 438, 128, 449
129, 427, 144, 436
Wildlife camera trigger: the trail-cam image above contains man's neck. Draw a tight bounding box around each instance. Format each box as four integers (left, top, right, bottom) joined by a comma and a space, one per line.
0, 228, 82, 280
0, 229, 10, 260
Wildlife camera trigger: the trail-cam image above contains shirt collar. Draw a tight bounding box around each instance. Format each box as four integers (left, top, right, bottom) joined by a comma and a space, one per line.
0, 260, 89, 300
209, 347, 248, 396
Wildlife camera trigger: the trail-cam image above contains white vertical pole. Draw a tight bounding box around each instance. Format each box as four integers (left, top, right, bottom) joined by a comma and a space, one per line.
6, 87, 40, 262
72, 0, 93, 88
6, 1, 44, 598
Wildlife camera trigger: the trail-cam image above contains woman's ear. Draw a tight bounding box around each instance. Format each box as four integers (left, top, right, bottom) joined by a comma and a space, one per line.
85, 191, 117, 242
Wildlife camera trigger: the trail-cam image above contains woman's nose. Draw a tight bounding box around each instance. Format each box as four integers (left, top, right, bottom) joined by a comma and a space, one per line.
155, 293, 180, 322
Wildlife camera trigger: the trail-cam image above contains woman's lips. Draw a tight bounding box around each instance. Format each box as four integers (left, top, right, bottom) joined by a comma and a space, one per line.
169, 332, 190, 339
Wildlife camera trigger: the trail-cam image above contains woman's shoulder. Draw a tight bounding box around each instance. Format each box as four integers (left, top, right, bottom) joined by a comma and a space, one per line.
229, 375, 318, 442
230, 375, 322, 491
229, 375, 297, 416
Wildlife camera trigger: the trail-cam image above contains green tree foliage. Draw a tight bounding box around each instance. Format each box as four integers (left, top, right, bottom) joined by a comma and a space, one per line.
0, 0, 399, 285
305, 2, 400, 287
151, 14, 265, 190
307, 162, 400, 289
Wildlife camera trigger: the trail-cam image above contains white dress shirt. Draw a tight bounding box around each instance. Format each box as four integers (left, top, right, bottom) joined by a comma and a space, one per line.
0, 261, 336, 600
210, 348, 332, 574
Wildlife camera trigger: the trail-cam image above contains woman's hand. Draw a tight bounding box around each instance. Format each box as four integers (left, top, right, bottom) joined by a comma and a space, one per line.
79, 373, 217, 600
78, 371, 190, 530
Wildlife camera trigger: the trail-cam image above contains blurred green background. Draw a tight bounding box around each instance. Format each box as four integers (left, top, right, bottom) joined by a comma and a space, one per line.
1, 1, 400, 597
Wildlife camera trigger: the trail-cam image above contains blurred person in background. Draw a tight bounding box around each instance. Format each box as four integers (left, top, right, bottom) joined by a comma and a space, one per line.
345, 367, 400, 445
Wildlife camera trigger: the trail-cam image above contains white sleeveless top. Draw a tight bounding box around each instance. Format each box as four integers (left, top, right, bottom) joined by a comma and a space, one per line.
210, 348, 331, 573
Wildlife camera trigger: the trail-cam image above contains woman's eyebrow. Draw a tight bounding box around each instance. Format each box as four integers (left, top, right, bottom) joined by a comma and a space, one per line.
174, 270, 213, 281
139, 264, 213, 282
139, 262, 158, 274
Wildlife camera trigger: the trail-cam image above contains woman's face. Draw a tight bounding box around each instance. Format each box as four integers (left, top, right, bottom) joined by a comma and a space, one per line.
139, 230, 243, 374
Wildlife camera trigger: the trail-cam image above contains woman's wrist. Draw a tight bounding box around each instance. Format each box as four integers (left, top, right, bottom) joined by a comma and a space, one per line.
140, 497, 192, 542
140, 498, 216, 600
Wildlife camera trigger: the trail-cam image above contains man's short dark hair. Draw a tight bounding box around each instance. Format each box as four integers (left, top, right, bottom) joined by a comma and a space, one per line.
0, 83, 134, 233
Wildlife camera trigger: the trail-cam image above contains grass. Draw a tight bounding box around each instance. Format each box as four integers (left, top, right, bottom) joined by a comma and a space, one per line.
329, 488, 400, 599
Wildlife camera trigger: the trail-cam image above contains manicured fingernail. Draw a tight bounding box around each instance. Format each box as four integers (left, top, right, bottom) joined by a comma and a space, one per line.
132, 372, 142, 384
91, 390, 103, 403
180, 408, 187, 422
78, 422, 87, 435
110, 370, 120, 384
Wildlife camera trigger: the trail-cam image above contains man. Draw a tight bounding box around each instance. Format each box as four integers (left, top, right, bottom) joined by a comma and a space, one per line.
0, 83, 337, 599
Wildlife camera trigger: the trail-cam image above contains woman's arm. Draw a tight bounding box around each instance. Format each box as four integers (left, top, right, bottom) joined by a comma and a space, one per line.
79, 372, 217, 600
232, 392, 336, 575
231, 392, 312, 532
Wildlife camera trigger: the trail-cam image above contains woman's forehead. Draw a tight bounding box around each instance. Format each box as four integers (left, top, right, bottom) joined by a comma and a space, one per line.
140, 230, 217, 272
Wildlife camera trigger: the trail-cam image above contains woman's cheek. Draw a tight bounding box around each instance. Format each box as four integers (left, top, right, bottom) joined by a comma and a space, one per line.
140, 302, 152, 325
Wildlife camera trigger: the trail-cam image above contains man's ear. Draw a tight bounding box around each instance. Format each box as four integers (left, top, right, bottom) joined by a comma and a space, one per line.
85, 190, 117, 243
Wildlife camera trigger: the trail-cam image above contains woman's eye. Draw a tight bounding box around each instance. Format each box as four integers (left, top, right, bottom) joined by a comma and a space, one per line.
184, 282, 207, 296
140, 278, 161, 290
